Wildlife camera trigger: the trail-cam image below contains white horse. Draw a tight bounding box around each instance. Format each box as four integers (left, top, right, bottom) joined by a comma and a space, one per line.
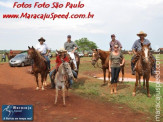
54, 60, 74, 106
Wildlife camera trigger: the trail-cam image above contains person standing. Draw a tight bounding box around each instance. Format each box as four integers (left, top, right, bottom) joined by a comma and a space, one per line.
35, 37, 51, 70
1, 53, 6, 62
109, 34, 122, 52
64, 35, 78, 71
109, 44, 125, 94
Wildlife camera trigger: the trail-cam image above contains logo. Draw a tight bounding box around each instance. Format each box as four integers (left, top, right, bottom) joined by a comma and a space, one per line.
2, 105, 33, 121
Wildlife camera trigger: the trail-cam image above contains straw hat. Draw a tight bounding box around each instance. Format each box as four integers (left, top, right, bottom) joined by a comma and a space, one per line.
137, 31, 147, 37
38, 37, 46, 42
58, 48, 67, 53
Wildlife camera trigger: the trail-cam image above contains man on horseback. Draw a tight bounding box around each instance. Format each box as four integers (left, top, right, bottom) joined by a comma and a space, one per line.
49, 48, 77, 89
131, 31, 156, 75
35, 37, 51, 71
109, 34, 122, 51
64, 35, 78, 71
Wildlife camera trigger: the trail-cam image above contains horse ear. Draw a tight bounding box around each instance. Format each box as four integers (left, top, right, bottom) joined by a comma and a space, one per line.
32, 46, 35, 49
95, 49, 98, 51
28, 46, 30, 49
148, 43, 151, 47
141, 43, 143, 47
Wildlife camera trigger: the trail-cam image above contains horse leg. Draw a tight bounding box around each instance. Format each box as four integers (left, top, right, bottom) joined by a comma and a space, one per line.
146, 77, 151, 97
133, 72, 139, 96
35, 73, 39, 90
122, 66, 124, 83
54, 87, 58, 105
138, 75, 141, 88
103, 68, 106, 85
67, 89, 69, 97
143, 76, 146, 89
108, 68, 111, 84
62, 87, 66, 106
41, 74, 44, 90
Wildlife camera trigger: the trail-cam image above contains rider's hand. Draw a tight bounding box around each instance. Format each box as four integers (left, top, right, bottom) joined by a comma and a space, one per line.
120, 64, 123, 66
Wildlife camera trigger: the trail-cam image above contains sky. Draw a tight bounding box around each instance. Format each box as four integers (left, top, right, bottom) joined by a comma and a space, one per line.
0, 0, 163, 51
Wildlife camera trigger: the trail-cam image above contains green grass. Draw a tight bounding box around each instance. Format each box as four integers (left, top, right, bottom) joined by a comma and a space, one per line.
70, 57, 163, 121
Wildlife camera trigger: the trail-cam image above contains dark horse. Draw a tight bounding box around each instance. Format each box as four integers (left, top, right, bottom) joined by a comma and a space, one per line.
27, 46, 49, 90
133, 43, 152, 97
91, 49, 125, 86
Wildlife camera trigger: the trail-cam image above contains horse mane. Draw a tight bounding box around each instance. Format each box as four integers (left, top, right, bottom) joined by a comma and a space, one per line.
33, 49, 46, 61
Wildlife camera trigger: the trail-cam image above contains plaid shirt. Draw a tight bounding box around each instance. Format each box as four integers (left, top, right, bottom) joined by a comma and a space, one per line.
132, 39, 152, 51
110, 40, 122, 51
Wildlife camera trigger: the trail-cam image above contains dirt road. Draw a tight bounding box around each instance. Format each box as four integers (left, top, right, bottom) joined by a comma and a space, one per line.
0, 63, 152, 122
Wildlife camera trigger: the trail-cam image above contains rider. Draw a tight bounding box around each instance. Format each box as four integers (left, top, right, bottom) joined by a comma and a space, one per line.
109, 34, 122, 51
35, 37, 51, 70
49, 48, 77, 89
64, 35, 78, 71
131, 31, 156, 75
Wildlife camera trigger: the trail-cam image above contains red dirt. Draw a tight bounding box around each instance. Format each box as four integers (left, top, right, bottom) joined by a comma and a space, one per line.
0, 63, 152, 122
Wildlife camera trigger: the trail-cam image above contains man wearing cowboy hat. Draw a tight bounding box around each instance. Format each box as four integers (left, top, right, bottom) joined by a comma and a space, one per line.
49, 48, 77, 89
131, 31, 156, 75
35, 37, 51, 70
64, 35, 78, 71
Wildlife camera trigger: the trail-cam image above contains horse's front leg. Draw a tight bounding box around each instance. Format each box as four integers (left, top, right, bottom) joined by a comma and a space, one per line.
146, 77, 151, 97
54, 87, 58, 105
35, 73, 39, 90
122, 66, 124, 82
133, 72, 139, 96
103, 68, 106, 85
41, 74, 44, 90
108, 69, 111, 86
62, 87, 66, 106
143, 76, 146, 89
138, 75, 141, 88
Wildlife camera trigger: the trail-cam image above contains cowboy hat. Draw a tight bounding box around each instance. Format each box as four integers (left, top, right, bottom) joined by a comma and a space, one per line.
137, 31, 147, 37
38, 37, 46, 42
58, 48, 67, 53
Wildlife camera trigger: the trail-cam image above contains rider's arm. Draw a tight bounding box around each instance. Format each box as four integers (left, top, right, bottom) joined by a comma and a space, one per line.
132, 41, 137, 55
72, 42, 78, 53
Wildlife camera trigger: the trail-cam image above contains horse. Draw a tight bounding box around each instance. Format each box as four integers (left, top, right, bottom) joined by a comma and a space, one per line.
54, 60, 74, 106
27, 46, 49, 90
91, 49, 110, 86
5, 52, 14, 61
91, 49, 125, 86
133, 43, 152, 97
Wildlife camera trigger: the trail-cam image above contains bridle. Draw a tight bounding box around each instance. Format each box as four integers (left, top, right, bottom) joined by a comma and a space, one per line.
92, 49, 102, 68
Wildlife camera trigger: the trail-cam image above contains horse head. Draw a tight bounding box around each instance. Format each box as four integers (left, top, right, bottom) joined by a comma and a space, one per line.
27, 46, 36, 59
59, 61, 73, 79
91, 49, 100, 66
141, 43, 151, 63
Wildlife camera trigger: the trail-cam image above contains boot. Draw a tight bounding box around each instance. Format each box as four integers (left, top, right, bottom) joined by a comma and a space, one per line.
110, 84, 113, 94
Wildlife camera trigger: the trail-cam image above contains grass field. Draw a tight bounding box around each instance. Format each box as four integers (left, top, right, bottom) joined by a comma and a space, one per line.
71, 56, 163, 121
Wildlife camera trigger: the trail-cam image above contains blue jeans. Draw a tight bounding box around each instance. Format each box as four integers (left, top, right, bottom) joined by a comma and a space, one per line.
43, 55, 50, 69
111, 67, 121, 84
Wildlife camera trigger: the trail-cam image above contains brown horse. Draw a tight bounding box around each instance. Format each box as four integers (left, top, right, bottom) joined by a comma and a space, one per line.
27, 46, 49, 90
91, 49, 110, 85
91, 49, 125, 86
133, 43, 152, 97
5, 52, 14, 60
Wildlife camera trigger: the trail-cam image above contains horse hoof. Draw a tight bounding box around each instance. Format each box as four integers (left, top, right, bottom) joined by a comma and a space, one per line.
148, 94, 151, 97
42, 87, 45, 91
132, 92, 136, 96
44, 82, 47, 86
36, 87, 39, 90
63, 104, 66, 107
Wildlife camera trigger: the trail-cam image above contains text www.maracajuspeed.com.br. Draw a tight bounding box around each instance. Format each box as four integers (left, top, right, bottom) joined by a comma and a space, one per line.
3, 12, 94, 20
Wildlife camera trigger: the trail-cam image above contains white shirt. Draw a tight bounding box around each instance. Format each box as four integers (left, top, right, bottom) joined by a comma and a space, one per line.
35, 43, 49, 54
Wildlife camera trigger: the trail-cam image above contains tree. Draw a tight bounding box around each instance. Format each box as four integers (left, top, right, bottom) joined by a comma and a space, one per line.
75, 38, 98, 53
